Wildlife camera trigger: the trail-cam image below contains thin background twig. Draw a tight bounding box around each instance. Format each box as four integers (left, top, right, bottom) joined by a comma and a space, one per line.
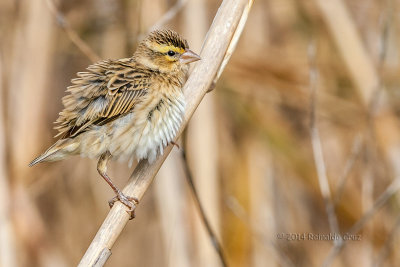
323, 178, 400, 267
323, 1, 400, 267
45, 0, 101, 62
148, 0, 189, 33
308, 40, 342, 245
321, 0, 398, 265
333, 134, 363, 205
180, 144, 228, 267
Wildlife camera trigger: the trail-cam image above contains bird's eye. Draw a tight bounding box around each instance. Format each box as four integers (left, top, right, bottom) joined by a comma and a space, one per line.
167, 50, 176, 56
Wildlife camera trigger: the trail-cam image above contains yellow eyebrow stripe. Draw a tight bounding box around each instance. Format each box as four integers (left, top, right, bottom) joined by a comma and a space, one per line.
156, 45, 185, 54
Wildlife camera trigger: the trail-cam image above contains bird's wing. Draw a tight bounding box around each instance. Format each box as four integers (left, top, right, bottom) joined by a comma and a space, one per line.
55, 59, 151, 139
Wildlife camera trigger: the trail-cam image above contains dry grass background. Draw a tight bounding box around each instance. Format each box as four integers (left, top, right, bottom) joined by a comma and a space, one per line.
1, 0, 400, 266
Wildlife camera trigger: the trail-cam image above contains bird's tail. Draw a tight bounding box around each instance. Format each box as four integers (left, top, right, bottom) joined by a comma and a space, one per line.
29, 138, 79, 167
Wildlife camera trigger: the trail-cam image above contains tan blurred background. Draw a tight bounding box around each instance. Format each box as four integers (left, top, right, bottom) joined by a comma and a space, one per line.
1, 0, 400, 266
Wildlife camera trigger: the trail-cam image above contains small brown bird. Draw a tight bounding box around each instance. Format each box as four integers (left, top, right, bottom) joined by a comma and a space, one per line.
29, 29, 200, 215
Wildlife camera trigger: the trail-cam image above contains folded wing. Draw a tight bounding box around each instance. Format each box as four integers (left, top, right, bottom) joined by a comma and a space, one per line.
55, 59, 150, 139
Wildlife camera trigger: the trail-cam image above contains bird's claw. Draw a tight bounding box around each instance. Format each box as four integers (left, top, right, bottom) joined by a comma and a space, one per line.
171, 141, 180, 149
108, 192, 139, 220
207, 82, 216, 93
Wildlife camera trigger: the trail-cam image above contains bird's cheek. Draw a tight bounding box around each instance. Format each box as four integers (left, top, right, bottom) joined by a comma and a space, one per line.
164, 55, 176, 62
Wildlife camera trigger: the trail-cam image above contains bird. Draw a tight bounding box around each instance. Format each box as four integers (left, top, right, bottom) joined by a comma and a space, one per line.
29, 29, 201, 217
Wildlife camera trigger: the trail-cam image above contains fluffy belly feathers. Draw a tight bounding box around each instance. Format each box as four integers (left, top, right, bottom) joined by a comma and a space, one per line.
78, 92, 185, 163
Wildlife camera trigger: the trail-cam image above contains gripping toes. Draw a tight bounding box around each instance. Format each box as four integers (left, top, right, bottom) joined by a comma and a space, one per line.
108, 192, 139, 220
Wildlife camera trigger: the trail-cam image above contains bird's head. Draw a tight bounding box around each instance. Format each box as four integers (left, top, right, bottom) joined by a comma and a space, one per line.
135, 29, 201, 73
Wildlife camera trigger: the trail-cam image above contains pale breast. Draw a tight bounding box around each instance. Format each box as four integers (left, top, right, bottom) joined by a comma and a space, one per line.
106, 90, 185, 163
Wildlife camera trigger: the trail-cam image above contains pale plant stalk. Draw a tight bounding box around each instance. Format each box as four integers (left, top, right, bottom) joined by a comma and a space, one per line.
8, 1, 69, 266
154, 151, 191, 267
214, 0, 254, 83
247, 139, 277, 267
313, 0, 378, 103
78, 1, 253, 266
183, 0, 221, 266
0, 50, 17, 267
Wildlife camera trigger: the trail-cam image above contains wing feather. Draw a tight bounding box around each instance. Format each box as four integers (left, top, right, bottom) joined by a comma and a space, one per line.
55, 59, 150, 139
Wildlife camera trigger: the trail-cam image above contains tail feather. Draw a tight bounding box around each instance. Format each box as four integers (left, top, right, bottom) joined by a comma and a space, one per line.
29, 153, 53, 167
28, 139, 79, 167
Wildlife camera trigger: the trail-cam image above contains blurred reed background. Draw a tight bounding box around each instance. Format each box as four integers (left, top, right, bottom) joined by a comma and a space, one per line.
1, 0, 400, 266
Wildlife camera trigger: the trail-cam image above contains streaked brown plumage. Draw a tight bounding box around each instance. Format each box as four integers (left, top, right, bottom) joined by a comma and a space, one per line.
29, 29, 200, 217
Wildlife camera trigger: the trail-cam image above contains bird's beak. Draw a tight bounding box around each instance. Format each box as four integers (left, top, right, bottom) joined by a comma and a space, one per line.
180, 49, 201, 64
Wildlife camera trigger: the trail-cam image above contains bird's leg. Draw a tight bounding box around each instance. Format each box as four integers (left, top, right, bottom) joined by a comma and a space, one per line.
97, 151, 139, 219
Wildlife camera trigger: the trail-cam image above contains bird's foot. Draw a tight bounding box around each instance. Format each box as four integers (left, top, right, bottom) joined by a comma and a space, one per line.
108, 191, 139, 220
